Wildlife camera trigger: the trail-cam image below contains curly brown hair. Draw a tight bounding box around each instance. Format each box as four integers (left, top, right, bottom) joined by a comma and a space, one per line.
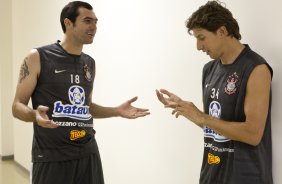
185, 1, 241, 40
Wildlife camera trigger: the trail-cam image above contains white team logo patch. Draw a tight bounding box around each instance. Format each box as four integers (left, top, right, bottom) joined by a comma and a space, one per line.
204, 101, 230, 142
69, 86, 85, 105
209, 101, 221, 118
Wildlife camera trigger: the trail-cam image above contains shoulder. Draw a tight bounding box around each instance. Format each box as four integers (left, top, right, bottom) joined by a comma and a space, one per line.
36, 43, 58, 53
26, 49, 40, 64
81, 52, 96, 68
82, 52, 95, 61
249, 64, 272, 84
20, 49, 40, 77
243, 46, 273, 78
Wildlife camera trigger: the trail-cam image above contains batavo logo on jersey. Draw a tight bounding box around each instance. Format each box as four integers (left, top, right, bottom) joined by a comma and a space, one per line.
52, 85, 92, 120
70, 130, 86, 140
208, 153, 220, 164
224, 72, 239, 95
204, 126, 230, 142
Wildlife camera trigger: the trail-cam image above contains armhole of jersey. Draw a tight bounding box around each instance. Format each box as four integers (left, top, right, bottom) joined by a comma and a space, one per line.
93, 59, 96, 80
265, 63, 273, 79
35, 48, 43, 83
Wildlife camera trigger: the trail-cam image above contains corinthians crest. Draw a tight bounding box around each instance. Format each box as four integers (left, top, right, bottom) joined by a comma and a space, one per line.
224, 72, 239, 95
84, 64, 92, 82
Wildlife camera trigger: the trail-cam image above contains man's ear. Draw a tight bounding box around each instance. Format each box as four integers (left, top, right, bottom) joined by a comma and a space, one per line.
64, 18, 72, 30
217, 26, 228, 37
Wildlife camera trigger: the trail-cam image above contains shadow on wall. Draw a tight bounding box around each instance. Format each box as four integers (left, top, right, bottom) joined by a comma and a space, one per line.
269, 46, 282, 184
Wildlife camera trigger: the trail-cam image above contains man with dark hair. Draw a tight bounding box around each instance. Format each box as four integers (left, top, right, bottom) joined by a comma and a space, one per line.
12, 1, 150, 183
156, 1, 273, 183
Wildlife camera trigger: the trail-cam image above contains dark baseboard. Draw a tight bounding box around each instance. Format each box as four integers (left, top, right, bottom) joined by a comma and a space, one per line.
1, 155, 14, 160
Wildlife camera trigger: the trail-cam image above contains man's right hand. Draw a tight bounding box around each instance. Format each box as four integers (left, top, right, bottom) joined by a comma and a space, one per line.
35, 105, 58, 128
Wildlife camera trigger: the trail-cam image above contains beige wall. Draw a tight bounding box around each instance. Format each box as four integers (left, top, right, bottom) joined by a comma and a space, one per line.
6, 0, 282, 183
0, 0, 14, 157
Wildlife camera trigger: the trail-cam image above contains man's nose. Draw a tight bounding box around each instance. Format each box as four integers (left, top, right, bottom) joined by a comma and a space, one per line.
197, 41, 203, 51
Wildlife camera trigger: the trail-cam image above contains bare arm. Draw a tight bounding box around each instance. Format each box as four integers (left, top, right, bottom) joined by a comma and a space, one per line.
12, 49, 58, 128
89, 103, 119, 118
157, 64, 271, 146
12, 50, 39, 122
90, 96, 150, 119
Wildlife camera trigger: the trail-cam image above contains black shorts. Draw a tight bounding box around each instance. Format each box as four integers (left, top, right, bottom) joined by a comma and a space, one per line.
32, 152, 104, 184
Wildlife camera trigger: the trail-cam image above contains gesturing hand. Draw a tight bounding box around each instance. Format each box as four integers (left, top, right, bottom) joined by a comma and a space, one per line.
156, 89, 182, 108
156, 89, 204, 127
35, 105, 58, 128
117, 96, 150, 119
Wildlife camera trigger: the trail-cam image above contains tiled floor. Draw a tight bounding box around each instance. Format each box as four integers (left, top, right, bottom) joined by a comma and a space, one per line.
0, 159, 29, 184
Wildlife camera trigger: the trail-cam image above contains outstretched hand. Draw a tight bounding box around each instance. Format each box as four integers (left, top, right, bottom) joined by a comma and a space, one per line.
35, 105, 58, 128
117, 96, 150, 119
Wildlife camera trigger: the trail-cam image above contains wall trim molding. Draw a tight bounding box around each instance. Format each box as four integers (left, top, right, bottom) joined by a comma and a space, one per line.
1, 155, 14, 160
14, 160, 30, 175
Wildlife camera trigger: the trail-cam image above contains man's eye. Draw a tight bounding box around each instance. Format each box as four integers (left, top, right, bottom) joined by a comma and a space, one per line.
198, 37, 205, 41
83, 19, 98, 25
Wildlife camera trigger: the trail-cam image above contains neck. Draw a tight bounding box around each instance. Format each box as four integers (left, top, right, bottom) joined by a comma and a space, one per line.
60, 36, 83, 55
220, 39, 245, 65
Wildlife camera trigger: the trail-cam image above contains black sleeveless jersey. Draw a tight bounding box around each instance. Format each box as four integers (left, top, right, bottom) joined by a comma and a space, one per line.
200, 45, 273, 184
31, 42, 98, 162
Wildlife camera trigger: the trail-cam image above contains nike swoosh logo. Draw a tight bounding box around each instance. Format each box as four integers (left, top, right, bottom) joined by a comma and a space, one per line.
55, 69, 66, 74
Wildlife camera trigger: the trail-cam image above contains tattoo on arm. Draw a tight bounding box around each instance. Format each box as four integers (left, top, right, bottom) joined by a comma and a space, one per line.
19, 58, 30, 83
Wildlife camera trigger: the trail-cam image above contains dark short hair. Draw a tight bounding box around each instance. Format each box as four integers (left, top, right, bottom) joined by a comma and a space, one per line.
185, 1, 241, 40
60, 1, 93, 33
